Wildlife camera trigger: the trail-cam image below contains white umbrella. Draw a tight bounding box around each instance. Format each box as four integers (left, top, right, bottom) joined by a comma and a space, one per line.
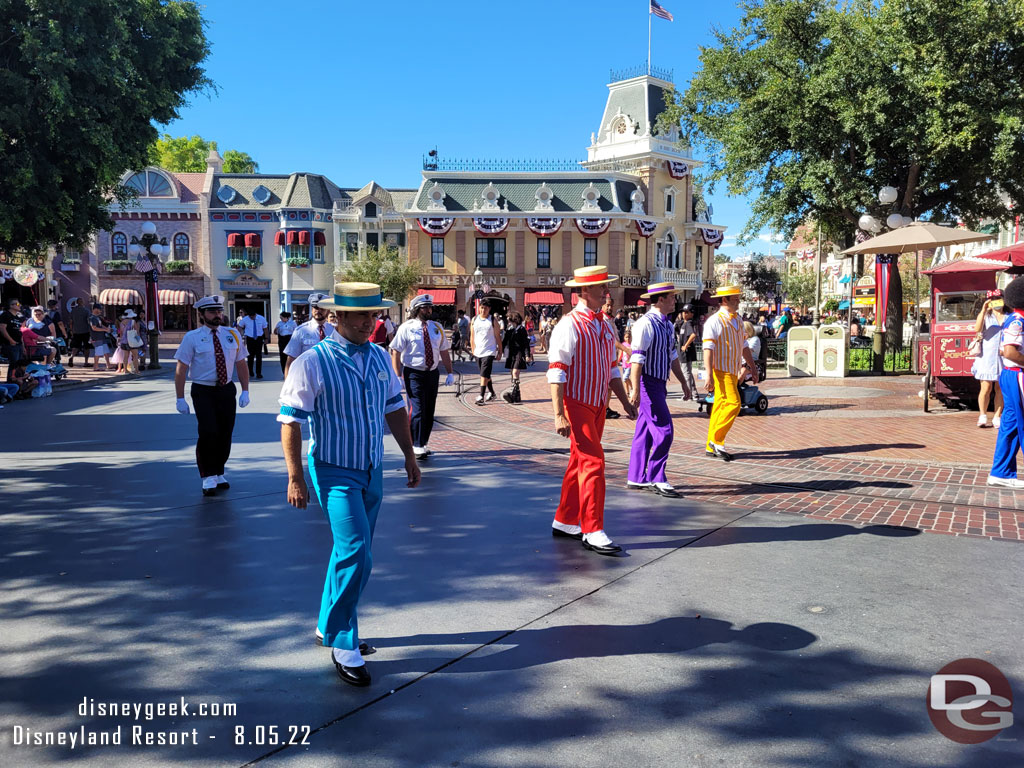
840, 221, 991, 255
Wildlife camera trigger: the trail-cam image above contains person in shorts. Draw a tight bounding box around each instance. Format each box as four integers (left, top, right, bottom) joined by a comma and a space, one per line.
469, 300, 502, 405
88, 305, 113, 371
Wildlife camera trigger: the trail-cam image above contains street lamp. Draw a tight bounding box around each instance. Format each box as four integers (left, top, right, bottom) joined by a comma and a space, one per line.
129, 226, 168, 369
775, 279, 783, 314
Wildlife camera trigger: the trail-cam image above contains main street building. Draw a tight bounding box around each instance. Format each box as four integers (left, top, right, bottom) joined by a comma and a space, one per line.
404, 68, 725, 312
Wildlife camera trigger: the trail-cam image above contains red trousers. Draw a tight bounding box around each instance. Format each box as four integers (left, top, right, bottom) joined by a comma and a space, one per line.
554, 397, 607, 534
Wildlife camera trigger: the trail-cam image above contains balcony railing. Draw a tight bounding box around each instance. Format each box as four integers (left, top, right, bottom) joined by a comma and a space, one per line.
610, 64, 673, 82
422, 156, 582, 172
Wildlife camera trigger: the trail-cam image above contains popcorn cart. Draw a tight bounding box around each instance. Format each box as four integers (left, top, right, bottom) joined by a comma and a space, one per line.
921, 256, 1009, 410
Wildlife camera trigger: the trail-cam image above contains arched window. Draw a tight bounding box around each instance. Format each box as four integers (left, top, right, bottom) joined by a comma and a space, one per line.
112, 232, 127, 256
174, 233, 190, 261
365, 202, 377, 218
123, 170, 174, 197
664, 233, 678, 269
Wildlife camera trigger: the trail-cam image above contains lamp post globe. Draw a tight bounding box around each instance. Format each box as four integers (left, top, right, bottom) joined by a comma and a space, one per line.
886, 213, 905, 229
141, 221, 157, 236
878, 186, 899, 205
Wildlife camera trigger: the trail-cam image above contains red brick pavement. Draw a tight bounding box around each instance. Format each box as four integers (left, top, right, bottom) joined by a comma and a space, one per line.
428, 364, 1024, 543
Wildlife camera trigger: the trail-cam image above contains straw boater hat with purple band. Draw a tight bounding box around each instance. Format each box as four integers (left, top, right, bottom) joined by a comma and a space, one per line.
564, 265, 618, 287
640, 281, 679, 300
318, 282, 395, 312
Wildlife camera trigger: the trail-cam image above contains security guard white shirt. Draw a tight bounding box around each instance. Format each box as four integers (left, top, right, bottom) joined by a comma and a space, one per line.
389, 318, 451, 371
173, 325, 247, 385
239, 314, 267, 340
283, 319, 337, 358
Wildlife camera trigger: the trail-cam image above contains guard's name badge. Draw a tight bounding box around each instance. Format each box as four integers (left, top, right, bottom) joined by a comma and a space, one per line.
377, 370, 390, 381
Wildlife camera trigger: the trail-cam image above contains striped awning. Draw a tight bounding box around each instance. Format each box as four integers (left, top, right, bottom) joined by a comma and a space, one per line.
158, 289, 199, 305
99, 288, 144, 306
416, 288, 455, 304
525, 290, 564, 305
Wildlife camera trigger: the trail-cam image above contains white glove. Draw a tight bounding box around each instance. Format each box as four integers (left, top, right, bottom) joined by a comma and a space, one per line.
445, 373, 454, 386
175, 398, 190, 415
239, 391, 250, 408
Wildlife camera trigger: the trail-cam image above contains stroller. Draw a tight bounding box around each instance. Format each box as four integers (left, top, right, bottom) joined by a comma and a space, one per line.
699, 381, 769, 416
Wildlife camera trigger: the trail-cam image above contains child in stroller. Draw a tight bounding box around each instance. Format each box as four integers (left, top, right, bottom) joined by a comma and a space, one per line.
697, 322, 769, 415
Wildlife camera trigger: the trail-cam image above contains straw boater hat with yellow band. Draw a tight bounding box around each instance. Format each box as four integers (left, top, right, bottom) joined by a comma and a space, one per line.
640, 282, 679, 300
565, 265, 619, 287
714, 285, 742, 298
318, 282, 396, 312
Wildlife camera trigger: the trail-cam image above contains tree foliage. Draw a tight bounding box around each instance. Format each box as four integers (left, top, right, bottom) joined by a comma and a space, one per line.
148, 135, 259, 173
340, 246, 421, 304
659, 0, 1024, 241
781, 268, 817, 310
741, 261, 782, 302
0, 0, 211, 253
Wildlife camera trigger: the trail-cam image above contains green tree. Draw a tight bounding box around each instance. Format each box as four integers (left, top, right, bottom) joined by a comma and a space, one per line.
714, 253, 731, 265
149, 135, 259, 173
781, 269, 817, 311
657, 0, 1024, 353
741, 261, 782, 303
340, 246, 421, 304
222, 149, 258, 174
0, 0, 211, 253
149, 134, 211, 172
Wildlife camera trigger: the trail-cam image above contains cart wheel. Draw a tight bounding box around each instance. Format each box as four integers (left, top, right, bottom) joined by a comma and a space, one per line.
755, 395, 769, 414
923, 370, 931, 413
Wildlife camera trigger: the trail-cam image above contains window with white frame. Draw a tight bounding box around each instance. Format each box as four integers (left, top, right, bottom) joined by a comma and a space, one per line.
583, 238, 597, 266
245, 246, 262, 265
664, 188, 675, 215
664, 233, 678, 269
431, 238, 444, 267
537, 238, 550, 268
287, 244, 308, 263
630, 240, 639, 270
229, 246, 245, 262
695, 245, 703, 272
112, 232, 127, 256
313, 245, 325, 263
345, 232, 359, 258
475, 238, 506, 268
173, 233, 189, 261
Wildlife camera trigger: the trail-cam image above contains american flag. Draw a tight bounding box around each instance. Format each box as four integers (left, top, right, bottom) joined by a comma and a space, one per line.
651, 0, 673, 21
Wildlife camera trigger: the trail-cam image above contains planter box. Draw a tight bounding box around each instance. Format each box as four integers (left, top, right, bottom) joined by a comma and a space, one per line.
60, 262, 81, 272
104, 260, 133, 273
165, 260, 194, 275
286, 258, 311, 268
227, 260, 261, 271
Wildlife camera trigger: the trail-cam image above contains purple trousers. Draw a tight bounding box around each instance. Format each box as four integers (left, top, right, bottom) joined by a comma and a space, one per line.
628, 375, 673, 485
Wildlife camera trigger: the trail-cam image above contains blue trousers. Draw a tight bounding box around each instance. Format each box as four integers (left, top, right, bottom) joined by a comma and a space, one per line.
403, 367, 439, 448
991, 368, 1024, 479
628, 375, 673, 484
308, 457, 383, 650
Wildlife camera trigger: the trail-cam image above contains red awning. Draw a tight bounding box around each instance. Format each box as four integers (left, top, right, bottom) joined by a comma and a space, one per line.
244, 233, 261, 248
298, 230, 311, 245
967, 244, 1024, 267
274, 230, 286, 246
158, 289, 198, 305
313, 230, 326, 246
923, 257, 1010, 275
417, 288, 455, 304
99, 288, 144, 306
286, 230, 300, 245
227, 233, 244, 247
525, 289, 565, 305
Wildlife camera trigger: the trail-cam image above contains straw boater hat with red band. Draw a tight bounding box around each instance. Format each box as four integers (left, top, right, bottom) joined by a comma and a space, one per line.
318, 282, 396, 312
564, 265, 619, 287
640, 282, 679, 300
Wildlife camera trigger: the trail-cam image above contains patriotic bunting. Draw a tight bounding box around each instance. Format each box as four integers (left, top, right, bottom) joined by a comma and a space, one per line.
417, 217, 455, 236
472, 217, 510, 235
134, 254, 162, 274
574, 218, 611, 236
635, 220, 658, 238
668, 161, 689, 179
700, 228, 724, 246
526, 217, 563, 237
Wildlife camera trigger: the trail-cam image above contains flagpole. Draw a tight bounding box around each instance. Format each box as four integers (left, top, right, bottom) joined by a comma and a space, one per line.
647, 3, 652, 74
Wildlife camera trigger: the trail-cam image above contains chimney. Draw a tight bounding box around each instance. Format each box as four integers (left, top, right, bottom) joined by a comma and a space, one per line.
206, 148, 223, 174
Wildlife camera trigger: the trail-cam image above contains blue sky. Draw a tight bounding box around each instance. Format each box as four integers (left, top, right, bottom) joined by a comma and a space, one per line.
164, 0, 776, 258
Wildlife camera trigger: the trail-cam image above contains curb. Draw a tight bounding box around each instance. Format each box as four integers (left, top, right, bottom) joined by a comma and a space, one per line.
52, 367, 172, 393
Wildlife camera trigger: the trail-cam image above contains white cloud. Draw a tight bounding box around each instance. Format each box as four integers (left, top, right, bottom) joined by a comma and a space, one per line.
756, 232, 786, 243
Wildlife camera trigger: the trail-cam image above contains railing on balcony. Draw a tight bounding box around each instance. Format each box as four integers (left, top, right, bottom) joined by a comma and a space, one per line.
422, 156, 583, 172
610, 64, 673, 82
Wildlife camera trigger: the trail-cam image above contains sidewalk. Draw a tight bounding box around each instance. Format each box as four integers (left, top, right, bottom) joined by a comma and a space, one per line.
429, 361, 1024, 542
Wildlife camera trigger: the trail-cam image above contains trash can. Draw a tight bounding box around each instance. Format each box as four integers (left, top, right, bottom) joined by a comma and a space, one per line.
817, 324, 848, 377
787, 326, 817, 377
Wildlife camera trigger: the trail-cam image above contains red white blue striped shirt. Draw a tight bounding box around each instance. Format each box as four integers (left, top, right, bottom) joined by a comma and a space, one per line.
547, 302, 621, 407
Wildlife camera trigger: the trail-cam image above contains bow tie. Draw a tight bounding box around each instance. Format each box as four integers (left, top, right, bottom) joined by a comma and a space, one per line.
346, 341, 371, 355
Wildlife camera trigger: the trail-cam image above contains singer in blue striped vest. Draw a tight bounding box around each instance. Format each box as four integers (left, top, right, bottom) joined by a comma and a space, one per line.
626, 283, 692, 498
279, 282, 420, 688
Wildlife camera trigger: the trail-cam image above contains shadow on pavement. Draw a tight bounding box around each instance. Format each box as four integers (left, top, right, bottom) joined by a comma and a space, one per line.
739, 443, 926, 459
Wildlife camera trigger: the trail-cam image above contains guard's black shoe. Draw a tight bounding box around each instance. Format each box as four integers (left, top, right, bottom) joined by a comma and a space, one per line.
333, 659, 371, 687
582, 539, 623, 556
551, 527, 583, 541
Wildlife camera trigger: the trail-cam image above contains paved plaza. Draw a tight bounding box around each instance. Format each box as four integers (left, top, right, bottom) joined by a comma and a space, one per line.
1, 361, 1023, 767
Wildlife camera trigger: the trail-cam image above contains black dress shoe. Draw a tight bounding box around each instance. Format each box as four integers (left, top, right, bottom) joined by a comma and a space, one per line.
551, 527, 583, 541
582, 539, 623, 556
217, 480, 230, 490
651, 485, 682, 498
705, 446, 735, 462
202, 487, 217, 497
333, 658, 371, 687
625, 482, 651, 491
605, 408, 620, 419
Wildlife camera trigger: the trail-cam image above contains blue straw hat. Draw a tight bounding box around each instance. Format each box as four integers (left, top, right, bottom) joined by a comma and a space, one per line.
318, 282, 396, 312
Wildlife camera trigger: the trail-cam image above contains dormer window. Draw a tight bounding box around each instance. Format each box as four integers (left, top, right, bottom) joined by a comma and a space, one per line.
365, 202, 378, 218
217, 185, 237, 204
124, 170, 174, 197
581, 183, 601, 211
534, 182, 554, 212
252, 185, 272, 205
481, 182, 501, 211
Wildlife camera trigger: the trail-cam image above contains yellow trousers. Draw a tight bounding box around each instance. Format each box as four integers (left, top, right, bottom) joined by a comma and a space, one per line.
707, 369, 740, 449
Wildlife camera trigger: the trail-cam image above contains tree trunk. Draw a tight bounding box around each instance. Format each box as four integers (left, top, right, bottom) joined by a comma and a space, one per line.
885, 264, 904, 357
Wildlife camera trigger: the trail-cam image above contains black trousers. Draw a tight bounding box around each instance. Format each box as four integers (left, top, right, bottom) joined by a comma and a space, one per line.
277, 335, 291, 373
245, 337, 263, 377
191, 382, 237, 478
403, 367, 439, 448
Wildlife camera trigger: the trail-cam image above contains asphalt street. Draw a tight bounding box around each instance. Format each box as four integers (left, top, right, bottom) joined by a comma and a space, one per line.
1, 371, 1022, 767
